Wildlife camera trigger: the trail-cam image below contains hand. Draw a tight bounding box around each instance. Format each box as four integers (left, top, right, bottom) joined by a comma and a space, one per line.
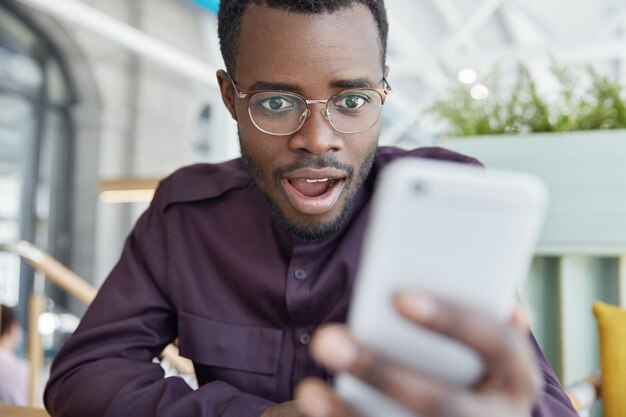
295, 293, 542, 417
261, 401, 305, 417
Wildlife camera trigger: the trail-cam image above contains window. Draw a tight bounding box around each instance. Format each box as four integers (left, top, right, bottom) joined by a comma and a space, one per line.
0, 4, 74, 319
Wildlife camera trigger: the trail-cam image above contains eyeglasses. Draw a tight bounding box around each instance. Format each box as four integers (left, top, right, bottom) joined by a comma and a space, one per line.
228, 75, 392, 136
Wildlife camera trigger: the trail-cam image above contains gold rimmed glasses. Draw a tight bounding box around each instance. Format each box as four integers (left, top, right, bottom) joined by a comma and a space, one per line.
229, 75, 392, 135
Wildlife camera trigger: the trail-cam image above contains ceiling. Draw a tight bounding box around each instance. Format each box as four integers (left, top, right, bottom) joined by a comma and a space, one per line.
379, 0, 626, 145
13, 0, 626, 148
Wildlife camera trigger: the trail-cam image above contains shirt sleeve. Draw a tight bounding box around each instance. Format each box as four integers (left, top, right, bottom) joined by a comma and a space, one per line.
529, 333, 579, 417
43, 185, 274, 417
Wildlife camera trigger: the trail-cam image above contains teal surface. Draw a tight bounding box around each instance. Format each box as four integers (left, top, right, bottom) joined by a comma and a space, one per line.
443, 132, 626, 415
444, 130, 626, 250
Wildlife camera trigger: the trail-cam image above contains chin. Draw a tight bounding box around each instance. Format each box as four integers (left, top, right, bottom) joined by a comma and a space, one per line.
272, 201, 353, 243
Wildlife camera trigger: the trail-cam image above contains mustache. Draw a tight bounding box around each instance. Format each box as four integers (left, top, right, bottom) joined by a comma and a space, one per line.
273, 155, 354, 182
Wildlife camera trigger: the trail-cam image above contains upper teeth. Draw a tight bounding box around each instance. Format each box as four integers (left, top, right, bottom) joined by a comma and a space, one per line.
305, 178, 332, 183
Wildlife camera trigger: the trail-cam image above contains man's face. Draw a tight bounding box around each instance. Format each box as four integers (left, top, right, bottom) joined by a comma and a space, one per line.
218, 4, 386, 241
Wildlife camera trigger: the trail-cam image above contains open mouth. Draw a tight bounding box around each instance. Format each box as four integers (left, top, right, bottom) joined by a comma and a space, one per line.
281, 170, 347, 216
290, 177, 338, 197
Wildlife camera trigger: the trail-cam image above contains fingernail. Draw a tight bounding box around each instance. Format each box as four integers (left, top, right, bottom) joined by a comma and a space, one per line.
512, 305, 532, 331
313, 327, 358, 370
398, 293, 438, 321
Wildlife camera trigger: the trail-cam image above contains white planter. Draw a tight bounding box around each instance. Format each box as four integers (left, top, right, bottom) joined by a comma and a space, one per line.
443, 129, 626, 253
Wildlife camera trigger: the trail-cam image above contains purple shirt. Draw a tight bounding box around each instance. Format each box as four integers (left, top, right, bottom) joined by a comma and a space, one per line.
44, 146, 577, 417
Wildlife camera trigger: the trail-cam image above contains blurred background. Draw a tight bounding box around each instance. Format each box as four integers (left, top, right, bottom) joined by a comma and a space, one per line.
0, 0, 624, 415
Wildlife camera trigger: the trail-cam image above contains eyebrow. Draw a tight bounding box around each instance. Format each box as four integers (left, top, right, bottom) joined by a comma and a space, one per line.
246, 77, 379, 93
330, 78, 377, 89
248, 81, 299, 91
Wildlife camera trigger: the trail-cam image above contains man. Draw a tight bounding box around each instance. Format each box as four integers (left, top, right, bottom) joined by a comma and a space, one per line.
45, 1, 578, 416
0, 304, 29, 406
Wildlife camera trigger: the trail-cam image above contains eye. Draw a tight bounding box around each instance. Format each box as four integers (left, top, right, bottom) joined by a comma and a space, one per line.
334, 91, 371, 112
258, 95, 296, 112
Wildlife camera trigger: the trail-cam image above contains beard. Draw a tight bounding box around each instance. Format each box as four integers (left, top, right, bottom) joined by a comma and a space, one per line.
239, 135, 377, 242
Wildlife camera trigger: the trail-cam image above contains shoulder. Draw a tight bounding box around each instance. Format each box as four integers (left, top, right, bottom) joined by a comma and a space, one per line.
152, 158, 254, 213
374, 146, 482, 168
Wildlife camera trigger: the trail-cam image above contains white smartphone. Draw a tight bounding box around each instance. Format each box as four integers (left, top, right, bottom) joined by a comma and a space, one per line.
335, 158, 548, 417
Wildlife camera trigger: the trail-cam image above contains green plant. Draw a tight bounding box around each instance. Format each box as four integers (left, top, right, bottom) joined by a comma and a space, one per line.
427, 62, 626, 137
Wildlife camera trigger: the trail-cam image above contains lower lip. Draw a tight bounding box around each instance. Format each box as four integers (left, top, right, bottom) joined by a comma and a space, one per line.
281, 179, 346, 216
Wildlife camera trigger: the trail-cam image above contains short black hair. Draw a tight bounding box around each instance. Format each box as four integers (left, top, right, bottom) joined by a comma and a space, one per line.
218, 0, 388, 76
0, 304, 17, 337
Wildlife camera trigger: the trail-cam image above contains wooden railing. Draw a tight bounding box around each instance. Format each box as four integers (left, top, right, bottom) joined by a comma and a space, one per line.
0, 403, 50, 417
0, 241, 194, 408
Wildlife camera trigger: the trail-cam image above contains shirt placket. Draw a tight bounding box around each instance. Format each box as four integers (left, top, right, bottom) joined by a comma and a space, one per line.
285, 242, 326, 390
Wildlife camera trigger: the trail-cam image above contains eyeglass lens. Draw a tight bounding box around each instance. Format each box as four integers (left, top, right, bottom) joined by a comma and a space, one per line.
248, 89, 383, 135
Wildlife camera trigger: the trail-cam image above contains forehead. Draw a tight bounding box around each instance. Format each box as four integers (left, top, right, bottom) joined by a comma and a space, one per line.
235, 3, 383, 87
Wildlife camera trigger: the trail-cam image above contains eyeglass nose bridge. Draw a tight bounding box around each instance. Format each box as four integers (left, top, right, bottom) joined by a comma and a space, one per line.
299, 99, 332, 127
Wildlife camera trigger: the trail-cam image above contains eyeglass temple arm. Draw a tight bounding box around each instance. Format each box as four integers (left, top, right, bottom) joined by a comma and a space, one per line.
228, 74, 248, 98
382, 76, 392, 93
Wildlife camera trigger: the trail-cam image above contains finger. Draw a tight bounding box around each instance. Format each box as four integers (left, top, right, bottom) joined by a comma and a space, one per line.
295, 377, 360, 417
310, 325, 466, 417
510, 304, 531, 334
394, 293, 539, 394
395, 293, 523, 366
508, 305, 542, 396
295, 375, 530, 417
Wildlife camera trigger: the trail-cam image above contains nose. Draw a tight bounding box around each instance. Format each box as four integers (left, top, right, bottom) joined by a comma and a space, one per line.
288, 104, 343, 155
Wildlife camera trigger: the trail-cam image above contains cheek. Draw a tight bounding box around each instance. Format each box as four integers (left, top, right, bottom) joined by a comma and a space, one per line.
234, 100, 254, 132
348, 129, 380, 161
239, 129, 282, 180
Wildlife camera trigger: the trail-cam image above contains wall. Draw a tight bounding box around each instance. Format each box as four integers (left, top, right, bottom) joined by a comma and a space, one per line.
21, 0, 236, 292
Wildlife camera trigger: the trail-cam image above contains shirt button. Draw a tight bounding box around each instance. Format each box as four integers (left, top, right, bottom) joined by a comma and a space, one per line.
299, 333, 311, 345
294, 268, 307, 280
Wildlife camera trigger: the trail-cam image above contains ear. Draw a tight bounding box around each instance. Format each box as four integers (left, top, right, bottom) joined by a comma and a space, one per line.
383, 65, 390, 79
216, 69, 238, 121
